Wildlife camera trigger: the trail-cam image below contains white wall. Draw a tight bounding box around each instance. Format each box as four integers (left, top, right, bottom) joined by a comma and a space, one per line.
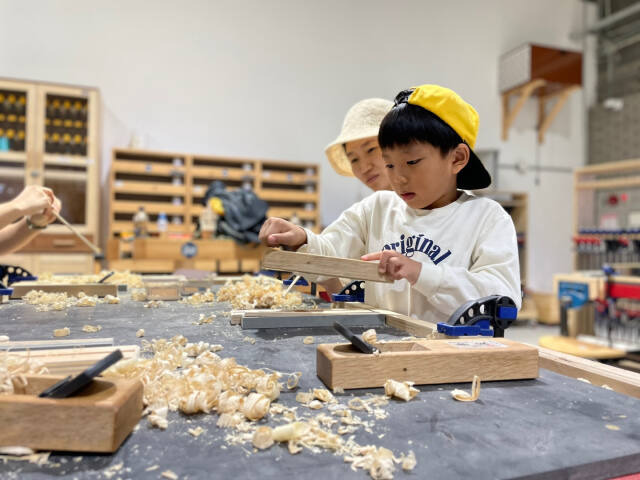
0, 0, 596, 292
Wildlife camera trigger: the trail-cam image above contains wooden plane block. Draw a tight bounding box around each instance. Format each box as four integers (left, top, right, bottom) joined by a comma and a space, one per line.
0, 375, 143, 452
10, 282, 118, 299
317, 338, 539, 390
262, 250, 393, 283
144, 282, 181, 301
6, 345, 140, 375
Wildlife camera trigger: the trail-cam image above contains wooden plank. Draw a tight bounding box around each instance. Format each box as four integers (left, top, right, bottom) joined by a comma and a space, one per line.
191, 165, 253, 182
261, 171, 318, 184
538, 335, 626, 360
576, 176, 640, 190
317, 338, 539, 390
0, 338, 114, 351
240, 311, 385, 329
262, 250, 393, 283
537, 345, 640, 399
144, 282, 181, 301
10, 282, 118, 299
575, 158, 640, 175
6, 345, 140, 375
0, 375, 143, 452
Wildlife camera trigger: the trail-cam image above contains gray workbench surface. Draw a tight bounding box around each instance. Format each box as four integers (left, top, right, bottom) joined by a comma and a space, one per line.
1, 293, 640, 480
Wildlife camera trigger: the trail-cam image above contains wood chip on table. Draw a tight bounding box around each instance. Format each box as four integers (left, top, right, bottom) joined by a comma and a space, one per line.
303, 336, 314, 345
53, 327, 70, 337
384, 379, 419, 401
82, 325, 102, 333
188, 426, 205, 437
136, 329, 145, 338
451, 375, 481, 402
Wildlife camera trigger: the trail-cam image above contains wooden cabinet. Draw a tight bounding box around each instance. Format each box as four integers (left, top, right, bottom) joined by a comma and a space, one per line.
0, 78, 100, 275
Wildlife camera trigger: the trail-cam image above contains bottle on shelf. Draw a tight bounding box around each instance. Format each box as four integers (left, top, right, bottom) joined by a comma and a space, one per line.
17, 95, 26, 115
157, 212, 168, 238
133, 206, 149, 238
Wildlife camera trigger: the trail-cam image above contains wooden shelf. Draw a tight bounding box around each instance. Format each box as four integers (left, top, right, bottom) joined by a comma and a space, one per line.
0, 151, 26, 163
108, 148, 322, 274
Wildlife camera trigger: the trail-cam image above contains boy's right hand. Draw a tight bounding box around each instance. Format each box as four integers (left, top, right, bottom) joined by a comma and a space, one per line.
11, 186, 55, 217
259, 217, 307, 249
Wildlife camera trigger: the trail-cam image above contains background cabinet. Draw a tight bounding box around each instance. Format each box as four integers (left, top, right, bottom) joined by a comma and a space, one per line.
0, 78, 100, 274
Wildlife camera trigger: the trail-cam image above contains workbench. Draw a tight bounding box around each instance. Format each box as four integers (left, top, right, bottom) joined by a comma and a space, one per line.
1, 292, 640, 479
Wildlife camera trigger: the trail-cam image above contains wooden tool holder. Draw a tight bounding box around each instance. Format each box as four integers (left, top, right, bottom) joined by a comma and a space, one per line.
0, 375, 143, 452
317, 338, 539, 390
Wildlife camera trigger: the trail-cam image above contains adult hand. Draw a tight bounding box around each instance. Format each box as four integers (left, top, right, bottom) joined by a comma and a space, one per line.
29, 192, 62, 227
11, 185, 54, 218
361, 250, 422, 285
259, 217, 307, 249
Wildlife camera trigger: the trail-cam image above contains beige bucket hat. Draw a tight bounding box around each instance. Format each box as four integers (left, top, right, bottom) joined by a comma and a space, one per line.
325, 98, 394, 177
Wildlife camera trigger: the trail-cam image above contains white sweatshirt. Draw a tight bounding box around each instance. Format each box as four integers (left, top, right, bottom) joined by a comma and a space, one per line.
301, 190, 521, 325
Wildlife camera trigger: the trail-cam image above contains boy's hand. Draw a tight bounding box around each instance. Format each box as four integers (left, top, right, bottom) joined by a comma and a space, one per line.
30, 194, 62, 227
361, 250, 422, 285
259, 217, 307, 249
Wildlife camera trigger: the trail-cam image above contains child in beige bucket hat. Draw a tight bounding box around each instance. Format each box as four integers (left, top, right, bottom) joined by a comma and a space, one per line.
325, 98, 393, 192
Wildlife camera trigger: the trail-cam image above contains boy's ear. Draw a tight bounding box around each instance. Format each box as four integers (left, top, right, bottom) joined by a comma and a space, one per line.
451, 143, 470, 174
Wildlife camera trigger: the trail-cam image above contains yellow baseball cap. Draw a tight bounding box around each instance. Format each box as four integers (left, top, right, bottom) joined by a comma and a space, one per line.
395, 85, 490, 190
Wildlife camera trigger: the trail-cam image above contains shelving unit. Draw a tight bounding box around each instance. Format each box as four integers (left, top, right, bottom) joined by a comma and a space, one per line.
0, 77, 100, 275
108, 148, 320, 273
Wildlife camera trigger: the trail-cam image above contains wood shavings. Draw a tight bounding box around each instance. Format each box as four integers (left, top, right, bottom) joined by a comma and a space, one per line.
161, 470, 179, 480
286, 372, 302, 389
384, 380, 419, 402
145, 465, 159, 471
216, 275, 303, 310
577, 377, 591, 384
401, 450, 416, 471
24, 290, 70, 311
180, 289, 215, 305
188, 426, 205, 437
272, 421, 311, 442
53, 327, 70, 337
313, 388, 334, 403
252, 426, 274, 449
197, 313, 216, 324
103, 462, 124, 479
345, 445, 399, 480
36, 270, 143, 288
144, 300, 164, 308
451, 375, 481, 402
0, 353, 48, 395
296, 391, 314, 404
82, 325, 101, 333
218, 391, 244, 414
0, 336, 9, 342
0, 449, 50, 466
308, 400, 323, 410
136, 329, 145, 338
605, 424, 620, 431
104, 294, 120, 304
131, 289, 147, 301
303, 336, 314, 345
217, 412, 244, 428
333, 386, 345, 394
0, 446, 35, 456
75, 293, 98, 307
602, 384, 613, 390
243, 336, 256, 345
255, 373, 281, 400
362, 329, 377, 344
148, 406, 168, 429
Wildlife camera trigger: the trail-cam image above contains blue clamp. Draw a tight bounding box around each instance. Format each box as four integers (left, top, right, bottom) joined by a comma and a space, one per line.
0, 264, 37, 286
436, 295, 518, 338
332, 280, 365, 303
557, 281, 590, 309
0, 282, 13, 298
283, 276, 309, 286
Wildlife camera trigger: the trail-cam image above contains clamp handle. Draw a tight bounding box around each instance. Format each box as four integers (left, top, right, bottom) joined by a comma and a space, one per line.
436, 295, 518, 337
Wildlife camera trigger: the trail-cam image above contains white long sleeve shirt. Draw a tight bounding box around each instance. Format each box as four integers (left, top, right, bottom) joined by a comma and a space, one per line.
301, 190, 521, 325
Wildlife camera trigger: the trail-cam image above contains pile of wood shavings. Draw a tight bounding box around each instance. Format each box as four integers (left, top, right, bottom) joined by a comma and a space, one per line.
0, 353, 48, 395
102, 335, 414, 479
179, 289, 215, 305
22, 290, 119, 312
216, 275, 303, 310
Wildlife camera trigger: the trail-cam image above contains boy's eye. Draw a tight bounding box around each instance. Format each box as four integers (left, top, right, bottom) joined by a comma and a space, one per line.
350, 157, 358, 164
407, 159, 422, 165
385, 164, 394, 169
367, 147, 378, 154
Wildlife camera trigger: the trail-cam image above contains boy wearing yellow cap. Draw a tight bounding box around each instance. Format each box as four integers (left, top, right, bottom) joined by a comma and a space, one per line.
260, 85, 521, 323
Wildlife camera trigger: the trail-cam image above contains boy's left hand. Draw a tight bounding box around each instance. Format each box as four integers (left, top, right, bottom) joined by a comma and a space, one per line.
361, 250, 422, 285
